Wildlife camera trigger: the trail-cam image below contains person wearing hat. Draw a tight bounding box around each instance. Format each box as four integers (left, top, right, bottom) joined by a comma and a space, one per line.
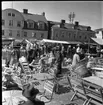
71, 47, 81, 69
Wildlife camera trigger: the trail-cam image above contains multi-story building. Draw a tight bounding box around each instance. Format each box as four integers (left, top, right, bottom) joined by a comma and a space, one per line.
2, 8, 96, 44
2, 8, 48, 40
49, 20, 96, 43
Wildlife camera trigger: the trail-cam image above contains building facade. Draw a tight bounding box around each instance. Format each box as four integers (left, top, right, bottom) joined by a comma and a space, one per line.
2, 8, 96, 43
50, 20, 96, 43
2, 8, 48, 40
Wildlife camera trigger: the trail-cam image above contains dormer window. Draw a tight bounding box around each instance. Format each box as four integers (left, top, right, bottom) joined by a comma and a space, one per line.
27, 20, 34, 28
38, 21, 45, 30
12, 13, 15, 17
8, 13, 11, 16
29, 22, 34, 28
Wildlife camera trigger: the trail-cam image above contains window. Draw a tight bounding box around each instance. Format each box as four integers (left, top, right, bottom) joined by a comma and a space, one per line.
41, 33, 44, 38
8, 13, 11, 16
2, 20, 5, 25
9, 30, 12, 36
29, 22, 34, 28
74, 34, 76, 38
79, 36, 82, 39
12, 13, 15, 17
84, 36, 87, 39
38, 22, 44, 30
2, 30, 4, 36
24, 32, 27, 37
61, 31, 65, 38
32, 32, 36, 37
56, 33, 58, 38
17, 21, 21, 27
9, 20, 13, 26
69, 33, 71, 37
17, 31, 20, 37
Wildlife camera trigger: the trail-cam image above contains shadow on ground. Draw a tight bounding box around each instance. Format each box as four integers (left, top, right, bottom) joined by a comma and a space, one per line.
55, 85, 71, 95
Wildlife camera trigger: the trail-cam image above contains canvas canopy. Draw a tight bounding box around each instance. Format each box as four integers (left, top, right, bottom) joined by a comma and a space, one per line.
91, 38, 103, 45
42, 39, 82, 44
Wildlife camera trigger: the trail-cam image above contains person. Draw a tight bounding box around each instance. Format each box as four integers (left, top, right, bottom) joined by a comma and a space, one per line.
79, 48, 85, 60
72, 47, 81, 69
27, 44, 35, 64
66, 45, 72, 59
96, 45, 101, 57
3, 73, 21, 90
19, 45, 27, 58
5, 46, 11, 67
72, 46, 76, 59
55, 46, 63, 77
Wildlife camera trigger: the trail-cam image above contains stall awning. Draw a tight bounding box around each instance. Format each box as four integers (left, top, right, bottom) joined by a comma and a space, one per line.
91, 38, 103, 45
42, 39, 82, 44
42, 39, 69, 44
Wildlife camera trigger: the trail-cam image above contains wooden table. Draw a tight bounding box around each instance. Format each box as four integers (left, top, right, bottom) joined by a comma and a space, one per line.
91, 67, 103, 78
83, 76, 103, 87
32, 73, 54, 81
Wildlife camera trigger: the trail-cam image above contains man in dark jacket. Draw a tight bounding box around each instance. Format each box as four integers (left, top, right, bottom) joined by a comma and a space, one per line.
55, 46, 63, 77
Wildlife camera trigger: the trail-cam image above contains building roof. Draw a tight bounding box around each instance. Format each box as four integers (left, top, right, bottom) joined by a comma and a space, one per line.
21, 13, 47, 23
49, 20, 90, 30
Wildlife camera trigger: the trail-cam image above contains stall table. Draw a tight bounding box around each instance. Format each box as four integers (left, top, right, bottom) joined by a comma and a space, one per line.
83, 76, 103, 87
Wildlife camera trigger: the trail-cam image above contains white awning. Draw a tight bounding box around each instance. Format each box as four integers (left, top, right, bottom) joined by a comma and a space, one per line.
42, 39, 69, 44
42, 39, 82, 44
91, 38, 103, 45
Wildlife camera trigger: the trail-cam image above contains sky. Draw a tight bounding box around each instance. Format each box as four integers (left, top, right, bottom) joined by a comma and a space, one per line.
2, 1, 103, 30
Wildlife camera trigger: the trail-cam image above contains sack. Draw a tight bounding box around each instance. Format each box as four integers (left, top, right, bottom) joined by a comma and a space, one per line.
22, 83, 39, 101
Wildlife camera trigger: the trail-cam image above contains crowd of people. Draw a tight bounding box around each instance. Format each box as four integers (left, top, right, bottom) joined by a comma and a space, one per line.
2, 40, 103, 77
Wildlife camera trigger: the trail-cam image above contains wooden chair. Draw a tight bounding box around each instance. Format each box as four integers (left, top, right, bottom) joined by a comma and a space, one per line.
82, 79, 103, 105
67, 71, 88, 105
36, 79, 56, 103
18, 61, 32, 82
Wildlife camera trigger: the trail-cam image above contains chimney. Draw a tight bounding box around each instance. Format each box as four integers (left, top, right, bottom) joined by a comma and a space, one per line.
60, 20, 65, 28
42, 12, 45, 16
87, 26, 91, 31
75, 21, 79, 26
61, 19, 65, 24
74, 21, 79, 29
23, 9, 28, 14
